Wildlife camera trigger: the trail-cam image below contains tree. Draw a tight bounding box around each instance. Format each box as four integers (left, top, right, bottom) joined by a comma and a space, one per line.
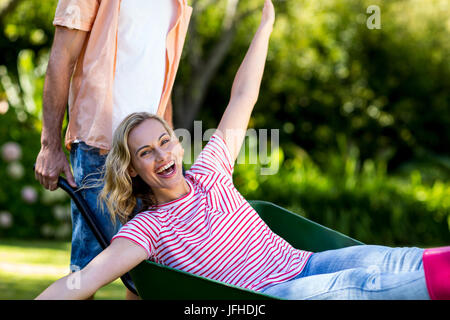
173, 0, 263, 130
0, 0, 24, 22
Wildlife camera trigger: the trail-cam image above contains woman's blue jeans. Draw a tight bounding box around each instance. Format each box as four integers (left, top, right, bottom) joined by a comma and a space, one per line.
260, 245, 430, 300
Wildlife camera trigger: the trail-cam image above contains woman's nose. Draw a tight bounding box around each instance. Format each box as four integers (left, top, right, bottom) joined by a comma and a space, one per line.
154, 147, 168, 161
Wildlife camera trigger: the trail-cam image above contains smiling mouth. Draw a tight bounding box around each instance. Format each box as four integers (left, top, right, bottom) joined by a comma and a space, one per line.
156, 160, 176, 177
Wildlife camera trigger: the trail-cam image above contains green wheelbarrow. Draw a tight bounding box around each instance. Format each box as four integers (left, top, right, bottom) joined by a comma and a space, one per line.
57, 176, 363, 300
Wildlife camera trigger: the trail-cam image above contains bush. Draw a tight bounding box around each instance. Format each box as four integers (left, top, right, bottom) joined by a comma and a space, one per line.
0, 0, 448, 246
233, 135, 450, 247
0, 45, 71, 240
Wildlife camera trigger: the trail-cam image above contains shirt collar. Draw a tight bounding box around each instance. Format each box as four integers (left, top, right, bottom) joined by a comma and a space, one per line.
153, 177, 194, 210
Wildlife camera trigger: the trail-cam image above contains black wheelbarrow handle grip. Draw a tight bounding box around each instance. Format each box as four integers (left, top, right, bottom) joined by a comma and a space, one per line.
33, 164, 138, 296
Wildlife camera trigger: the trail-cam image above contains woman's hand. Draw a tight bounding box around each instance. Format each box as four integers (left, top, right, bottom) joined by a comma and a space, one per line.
260, 0, 275, 31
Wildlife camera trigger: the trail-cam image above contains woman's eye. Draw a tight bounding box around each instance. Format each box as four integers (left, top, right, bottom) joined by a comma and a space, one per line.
140, 150, 151, 156
162, 139, 170, 145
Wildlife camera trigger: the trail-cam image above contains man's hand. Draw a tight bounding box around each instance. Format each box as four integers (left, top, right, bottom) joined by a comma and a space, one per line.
35, 145, 76, 190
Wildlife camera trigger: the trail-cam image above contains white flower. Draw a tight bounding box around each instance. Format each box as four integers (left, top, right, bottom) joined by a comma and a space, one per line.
7, 162, 24, 179
41, 224, 54, 237
53, 205, 70, 221
1, 142, 22, 162
21, 186, 38, 204
41, 188, 68, 204
0, 100, 8, 114
0, 211, 13, 228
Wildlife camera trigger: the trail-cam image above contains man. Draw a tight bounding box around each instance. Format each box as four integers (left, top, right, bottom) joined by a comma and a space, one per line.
34, 0, 192, 299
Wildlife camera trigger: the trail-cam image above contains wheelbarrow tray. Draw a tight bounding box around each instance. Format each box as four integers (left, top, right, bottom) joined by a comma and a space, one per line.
57, 176, 363, 299
128, 200, 363, 300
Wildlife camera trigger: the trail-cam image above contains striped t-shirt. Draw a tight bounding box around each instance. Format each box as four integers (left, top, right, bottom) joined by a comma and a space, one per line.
111, 133, 312, 292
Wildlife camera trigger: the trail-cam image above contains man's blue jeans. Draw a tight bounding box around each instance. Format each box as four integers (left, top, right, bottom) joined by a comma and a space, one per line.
260, 245, 430, 300
69, 142, 122, 270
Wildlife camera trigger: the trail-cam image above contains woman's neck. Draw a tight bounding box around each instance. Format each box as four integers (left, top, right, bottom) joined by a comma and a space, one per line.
154, 179, 190, 205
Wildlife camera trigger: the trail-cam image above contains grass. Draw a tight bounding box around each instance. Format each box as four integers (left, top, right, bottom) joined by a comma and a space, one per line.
0, 239, 126, 300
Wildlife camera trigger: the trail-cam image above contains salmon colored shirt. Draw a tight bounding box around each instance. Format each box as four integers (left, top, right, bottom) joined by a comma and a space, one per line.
53, 0, 192, 153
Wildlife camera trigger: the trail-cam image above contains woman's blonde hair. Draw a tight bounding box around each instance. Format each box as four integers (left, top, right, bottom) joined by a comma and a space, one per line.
98, 112, 176, 225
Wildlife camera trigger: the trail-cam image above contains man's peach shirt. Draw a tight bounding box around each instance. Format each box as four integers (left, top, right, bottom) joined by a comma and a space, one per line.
53, 0, 192, 153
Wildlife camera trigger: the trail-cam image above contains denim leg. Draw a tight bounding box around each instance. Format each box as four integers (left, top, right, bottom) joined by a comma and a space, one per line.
303, 245, 424, 276
262, 267, 429, 300
69, 142, 122, 270
261, 245, 429, 300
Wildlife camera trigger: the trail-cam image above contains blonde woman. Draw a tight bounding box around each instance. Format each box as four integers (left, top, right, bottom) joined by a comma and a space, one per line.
36, 0, 449, 300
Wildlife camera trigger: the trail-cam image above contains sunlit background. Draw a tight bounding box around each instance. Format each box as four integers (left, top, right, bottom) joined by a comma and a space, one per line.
0, 0, 449, 299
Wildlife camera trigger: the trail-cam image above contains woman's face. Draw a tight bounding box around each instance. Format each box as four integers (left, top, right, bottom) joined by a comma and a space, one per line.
127, 118, 185, 193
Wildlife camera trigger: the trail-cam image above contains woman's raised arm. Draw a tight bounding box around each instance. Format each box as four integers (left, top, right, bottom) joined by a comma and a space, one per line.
35, 238, 147, 300
217, 0, 275, 162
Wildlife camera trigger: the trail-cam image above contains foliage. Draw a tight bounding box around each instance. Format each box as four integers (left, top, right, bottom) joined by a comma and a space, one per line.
0, 0, 449, 245
233, 135, 450, 247
203, 0, 450, 170
0, 0, 70, 239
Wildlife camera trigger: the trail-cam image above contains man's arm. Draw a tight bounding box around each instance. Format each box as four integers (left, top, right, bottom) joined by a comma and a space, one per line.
216, 0, 275, 162
36, 238, 147, 300
35, 26, 88, 190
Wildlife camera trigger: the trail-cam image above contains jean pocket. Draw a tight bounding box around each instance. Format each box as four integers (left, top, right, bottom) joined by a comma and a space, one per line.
71, 142, 107, 183
77, 142, 98, 153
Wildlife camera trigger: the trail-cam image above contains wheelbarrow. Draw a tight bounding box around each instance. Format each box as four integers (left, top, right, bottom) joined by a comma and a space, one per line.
56, 175, 363, 299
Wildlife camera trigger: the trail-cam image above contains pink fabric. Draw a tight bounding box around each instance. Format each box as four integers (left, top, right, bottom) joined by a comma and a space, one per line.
422, 246, 450, 300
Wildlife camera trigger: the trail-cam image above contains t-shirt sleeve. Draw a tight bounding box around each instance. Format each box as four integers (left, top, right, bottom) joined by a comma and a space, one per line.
53, 0, 100, 32
189, 133, 235, 179
111, 213, 161, 260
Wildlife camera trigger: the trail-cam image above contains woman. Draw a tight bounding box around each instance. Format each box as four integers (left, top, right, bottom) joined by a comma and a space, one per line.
36, 0, 449, 300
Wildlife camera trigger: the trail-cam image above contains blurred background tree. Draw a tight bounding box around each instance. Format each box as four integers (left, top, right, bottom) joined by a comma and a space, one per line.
0, 0, 449, 246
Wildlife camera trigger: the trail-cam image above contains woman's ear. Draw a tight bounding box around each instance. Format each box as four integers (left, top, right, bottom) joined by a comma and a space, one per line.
128, 164, 138, 178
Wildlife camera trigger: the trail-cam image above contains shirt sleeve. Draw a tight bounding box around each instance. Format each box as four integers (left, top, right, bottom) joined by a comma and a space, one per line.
111, 213, 161, 260
189, 133, 235, 179
53, 0, 100, 32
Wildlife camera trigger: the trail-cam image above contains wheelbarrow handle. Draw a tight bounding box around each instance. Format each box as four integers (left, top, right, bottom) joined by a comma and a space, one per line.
57, 177, 110, 248
33, 165, 138, 296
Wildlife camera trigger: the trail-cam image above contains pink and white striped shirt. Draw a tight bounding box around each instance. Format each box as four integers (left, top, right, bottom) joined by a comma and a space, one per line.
111, 133, 312, 292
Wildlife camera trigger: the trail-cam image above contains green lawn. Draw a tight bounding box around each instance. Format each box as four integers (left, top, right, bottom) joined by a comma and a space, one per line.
0, 239, 126, 300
